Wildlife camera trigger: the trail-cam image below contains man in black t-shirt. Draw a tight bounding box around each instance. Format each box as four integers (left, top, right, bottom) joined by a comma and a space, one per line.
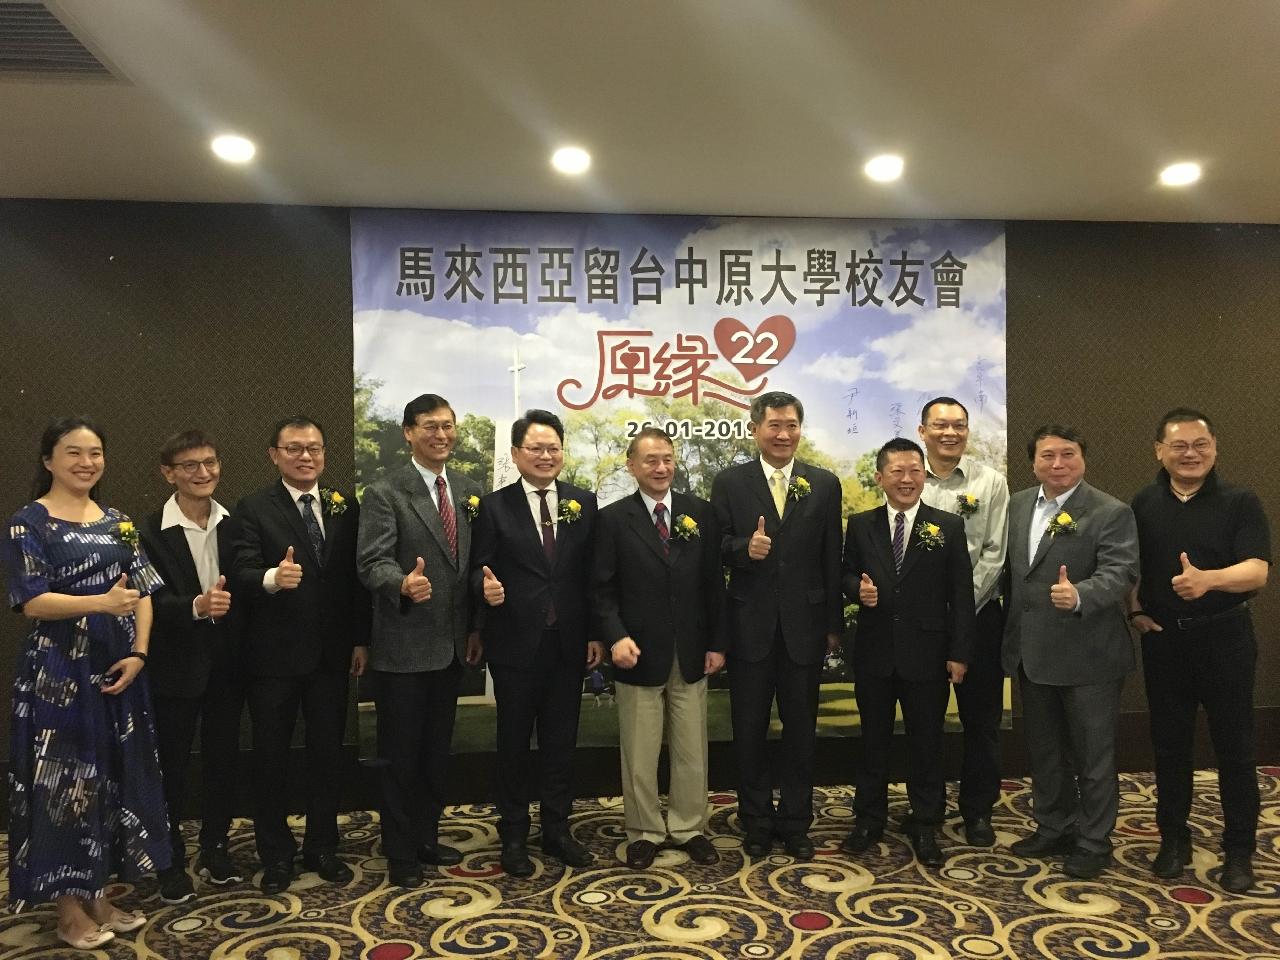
1128, 407, 1270, 895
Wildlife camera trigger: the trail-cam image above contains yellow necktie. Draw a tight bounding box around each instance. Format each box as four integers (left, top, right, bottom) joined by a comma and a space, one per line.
771, 469, 787, 518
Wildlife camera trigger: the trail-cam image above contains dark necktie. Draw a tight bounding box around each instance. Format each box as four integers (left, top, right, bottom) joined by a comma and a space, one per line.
436, 475, 457, 559
298, 493, 325, 559
536, 488, 557, 625
654, 501, 670, 556
892, 509, 905, 573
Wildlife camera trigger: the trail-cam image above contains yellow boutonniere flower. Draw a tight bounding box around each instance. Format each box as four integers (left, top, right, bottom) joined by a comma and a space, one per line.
463, 494, 480, 521
116, 520, 139, 549
673, 514, 700, 540
1047, 510, 1078, 536
558, 499, 583, 523
915, 520, 945, 550
957, 492, 980, 517
320, 488, 348, 515
787, 476, 811, 501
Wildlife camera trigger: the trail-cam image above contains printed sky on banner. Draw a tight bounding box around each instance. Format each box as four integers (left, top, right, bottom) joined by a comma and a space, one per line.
352, 209, 1006, 495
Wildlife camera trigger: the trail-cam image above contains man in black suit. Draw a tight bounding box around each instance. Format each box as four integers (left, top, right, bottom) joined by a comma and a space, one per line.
709, 390, 843, 859
231, 415, 371, 894
357, 394, 483, 888
840, 437, 976, 866
593, 427, 725, 869
471, 409, 604, 876
140, 429, 245, 904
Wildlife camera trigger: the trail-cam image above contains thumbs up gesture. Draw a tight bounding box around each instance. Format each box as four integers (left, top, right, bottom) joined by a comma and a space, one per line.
100, 573, 141, 615
275, 546, 303, 589
401, 555, 432, 602
481, 564, 505, 606
197, 574, 232, 619
748, 515, 773, 561
1049, 564, 1077, 610
1171, 551, 1210, 600
858, 572, 878, 607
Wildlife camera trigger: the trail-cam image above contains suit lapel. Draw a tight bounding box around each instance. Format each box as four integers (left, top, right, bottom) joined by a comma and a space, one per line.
667, 493, 692, 566
403, 465, 456, 568
871, 505, 898, 579
1032, 483, 1091, 573
271, 482, 319, 566
504, 481, 550, 570
454, 482, 473, 575
161, 523, 201, 592
626, 491, 670, 565
779, 462, 803, 528
749, 459, 780, 524
897, 504, 929, 580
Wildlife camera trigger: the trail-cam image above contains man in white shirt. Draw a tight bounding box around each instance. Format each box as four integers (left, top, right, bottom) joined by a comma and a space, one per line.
139, 429, 245, 903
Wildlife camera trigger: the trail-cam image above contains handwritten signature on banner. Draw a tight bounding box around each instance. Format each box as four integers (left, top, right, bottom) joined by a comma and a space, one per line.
556, 316, 796, 411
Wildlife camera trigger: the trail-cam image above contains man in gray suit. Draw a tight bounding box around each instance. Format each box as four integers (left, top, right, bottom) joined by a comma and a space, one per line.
357, 394, 483, 888
1003, 424, 1139, 880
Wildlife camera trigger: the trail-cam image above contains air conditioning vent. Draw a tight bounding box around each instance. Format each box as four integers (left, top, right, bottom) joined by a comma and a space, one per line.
0, 2, 118, 79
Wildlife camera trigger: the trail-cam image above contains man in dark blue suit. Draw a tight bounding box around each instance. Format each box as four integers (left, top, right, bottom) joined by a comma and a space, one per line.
471, 409, 604, 876
710, 391, 843, 859
841, 437, 975, 866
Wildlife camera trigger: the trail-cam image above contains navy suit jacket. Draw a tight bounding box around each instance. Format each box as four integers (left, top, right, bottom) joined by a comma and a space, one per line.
592, 490, 724, 686
842, 502, 975, 683
470, 479, 597, 669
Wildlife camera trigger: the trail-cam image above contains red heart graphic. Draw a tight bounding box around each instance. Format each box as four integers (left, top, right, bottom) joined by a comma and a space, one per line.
713, 314, 796, 383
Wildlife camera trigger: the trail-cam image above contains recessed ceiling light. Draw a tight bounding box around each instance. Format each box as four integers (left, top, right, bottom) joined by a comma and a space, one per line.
551, 146, 591, 175
211, 134, 256, 164
864, 154, 904, 183
1159, 161, 1200, 187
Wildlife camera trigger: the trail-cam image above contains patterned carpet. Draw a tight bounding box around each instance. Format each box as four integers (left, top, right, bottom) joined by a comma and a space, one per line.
1, 769, 1277, 960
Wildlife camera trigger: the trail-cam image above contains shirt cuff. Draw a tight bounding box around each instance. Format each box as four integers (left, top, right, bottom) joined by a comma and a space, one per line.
192, 596, 210, 620
1072, 594, 1082, 613
263, 568, 282, 594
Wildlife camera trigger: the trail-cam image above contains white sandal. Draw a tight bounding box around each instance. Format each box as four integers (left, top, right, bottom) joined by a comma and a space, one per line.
57, 924, 116, 950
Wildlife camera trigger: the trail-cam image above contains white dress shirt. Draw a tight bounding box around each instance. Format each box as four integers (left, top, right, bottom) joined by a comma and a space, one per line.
160, 493, 229, 619
412, 458, 451, 508
521, 477, 558, 537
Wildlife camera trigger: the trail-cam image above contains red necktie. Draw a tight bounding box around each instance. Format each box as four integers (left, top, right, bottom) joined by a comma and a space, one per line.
436, 475, 456, 559
654, 502, 670, 556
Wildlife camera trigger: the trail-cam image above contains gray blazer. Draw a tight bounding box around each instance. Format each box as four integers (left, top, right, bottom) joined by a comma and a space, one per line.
1002, 480, 1139, 685
357, 461, 481, 672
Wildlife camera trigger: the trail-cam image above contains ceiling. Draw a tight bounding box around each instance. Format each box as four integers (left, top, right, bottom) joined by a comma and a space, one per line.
2, 0, 1278, 223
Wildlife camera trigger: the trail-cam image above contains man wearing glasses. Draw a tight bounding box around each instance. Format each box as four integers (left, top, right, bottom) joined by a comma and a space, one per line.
1128, 408, 1270, 893
139, 430, 245, 903
357, 394, 483, 888
231, 415, 370, 894
470, 409, 604, 877
914, 397, 1009, 846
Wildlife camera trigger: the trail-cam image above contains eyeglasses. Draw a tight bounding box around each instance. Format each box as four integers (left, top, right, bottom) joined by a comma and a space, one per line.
1159, 439, 1213, 455
412, 420, 455, 434
275, 443, 325, 458
926, 420, 969, 432
520, 445, 563, 458
169, 457, 220, 474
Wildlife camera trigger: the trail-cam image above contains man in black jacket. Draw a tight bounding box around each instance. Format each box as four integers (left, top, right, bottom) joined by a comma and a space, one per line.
841, 437, 975, 867
710, 391, 843, 859
231, 415, 371, 894
592, 427, 725, 869
140, 429, 244, 903
471, 409, 604, 877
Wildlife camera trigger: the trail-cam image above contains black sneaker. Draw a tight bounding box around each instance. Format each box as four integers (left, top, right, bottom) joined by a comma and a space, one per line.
158, 866, 195, 904
197, 845, 244, 885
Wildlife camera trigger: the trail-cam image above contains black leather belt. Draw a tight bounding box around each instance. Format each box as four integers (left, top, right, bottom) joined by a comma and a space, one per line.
1173, 601, 1249, 631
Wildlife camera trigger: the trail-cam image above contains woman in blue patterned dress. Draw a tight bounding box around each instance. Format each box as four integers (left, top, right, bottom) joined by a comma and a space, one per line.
3, 417, 171, 950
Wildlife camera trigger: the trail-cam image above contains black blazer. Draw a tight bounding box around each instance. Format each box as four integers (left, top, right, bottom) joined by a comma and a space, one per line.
841, 502, 976, 683
230, 481, 371, 678
710, 458, 843, 665
139, 507, 244, 699
470, 479, 596, 669
592, 490, 725, 686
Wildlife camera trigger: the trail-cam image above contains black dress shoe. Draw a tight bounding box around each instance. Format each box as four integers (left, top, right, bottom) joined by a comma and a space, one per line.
624, 840, 657, 869
783, 833, 814, 860
302, 851, 354, 884
418, 843, 463, 866
911, 827, 945, 867
388, 859, 423, 888
841, 824, 883, 854
158, 866, 195, 904
1010, 831, 1076, 858
680, 835, 718, 865
1220, 851, 1254, 893
260, 861, 294, 894
500, 839, 534, 878
743, 830, 774, 857
964, 817, 996, 847
1151, 836, 1192, 879
1062, 848, 1111, 879
542, 832, 592, 868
